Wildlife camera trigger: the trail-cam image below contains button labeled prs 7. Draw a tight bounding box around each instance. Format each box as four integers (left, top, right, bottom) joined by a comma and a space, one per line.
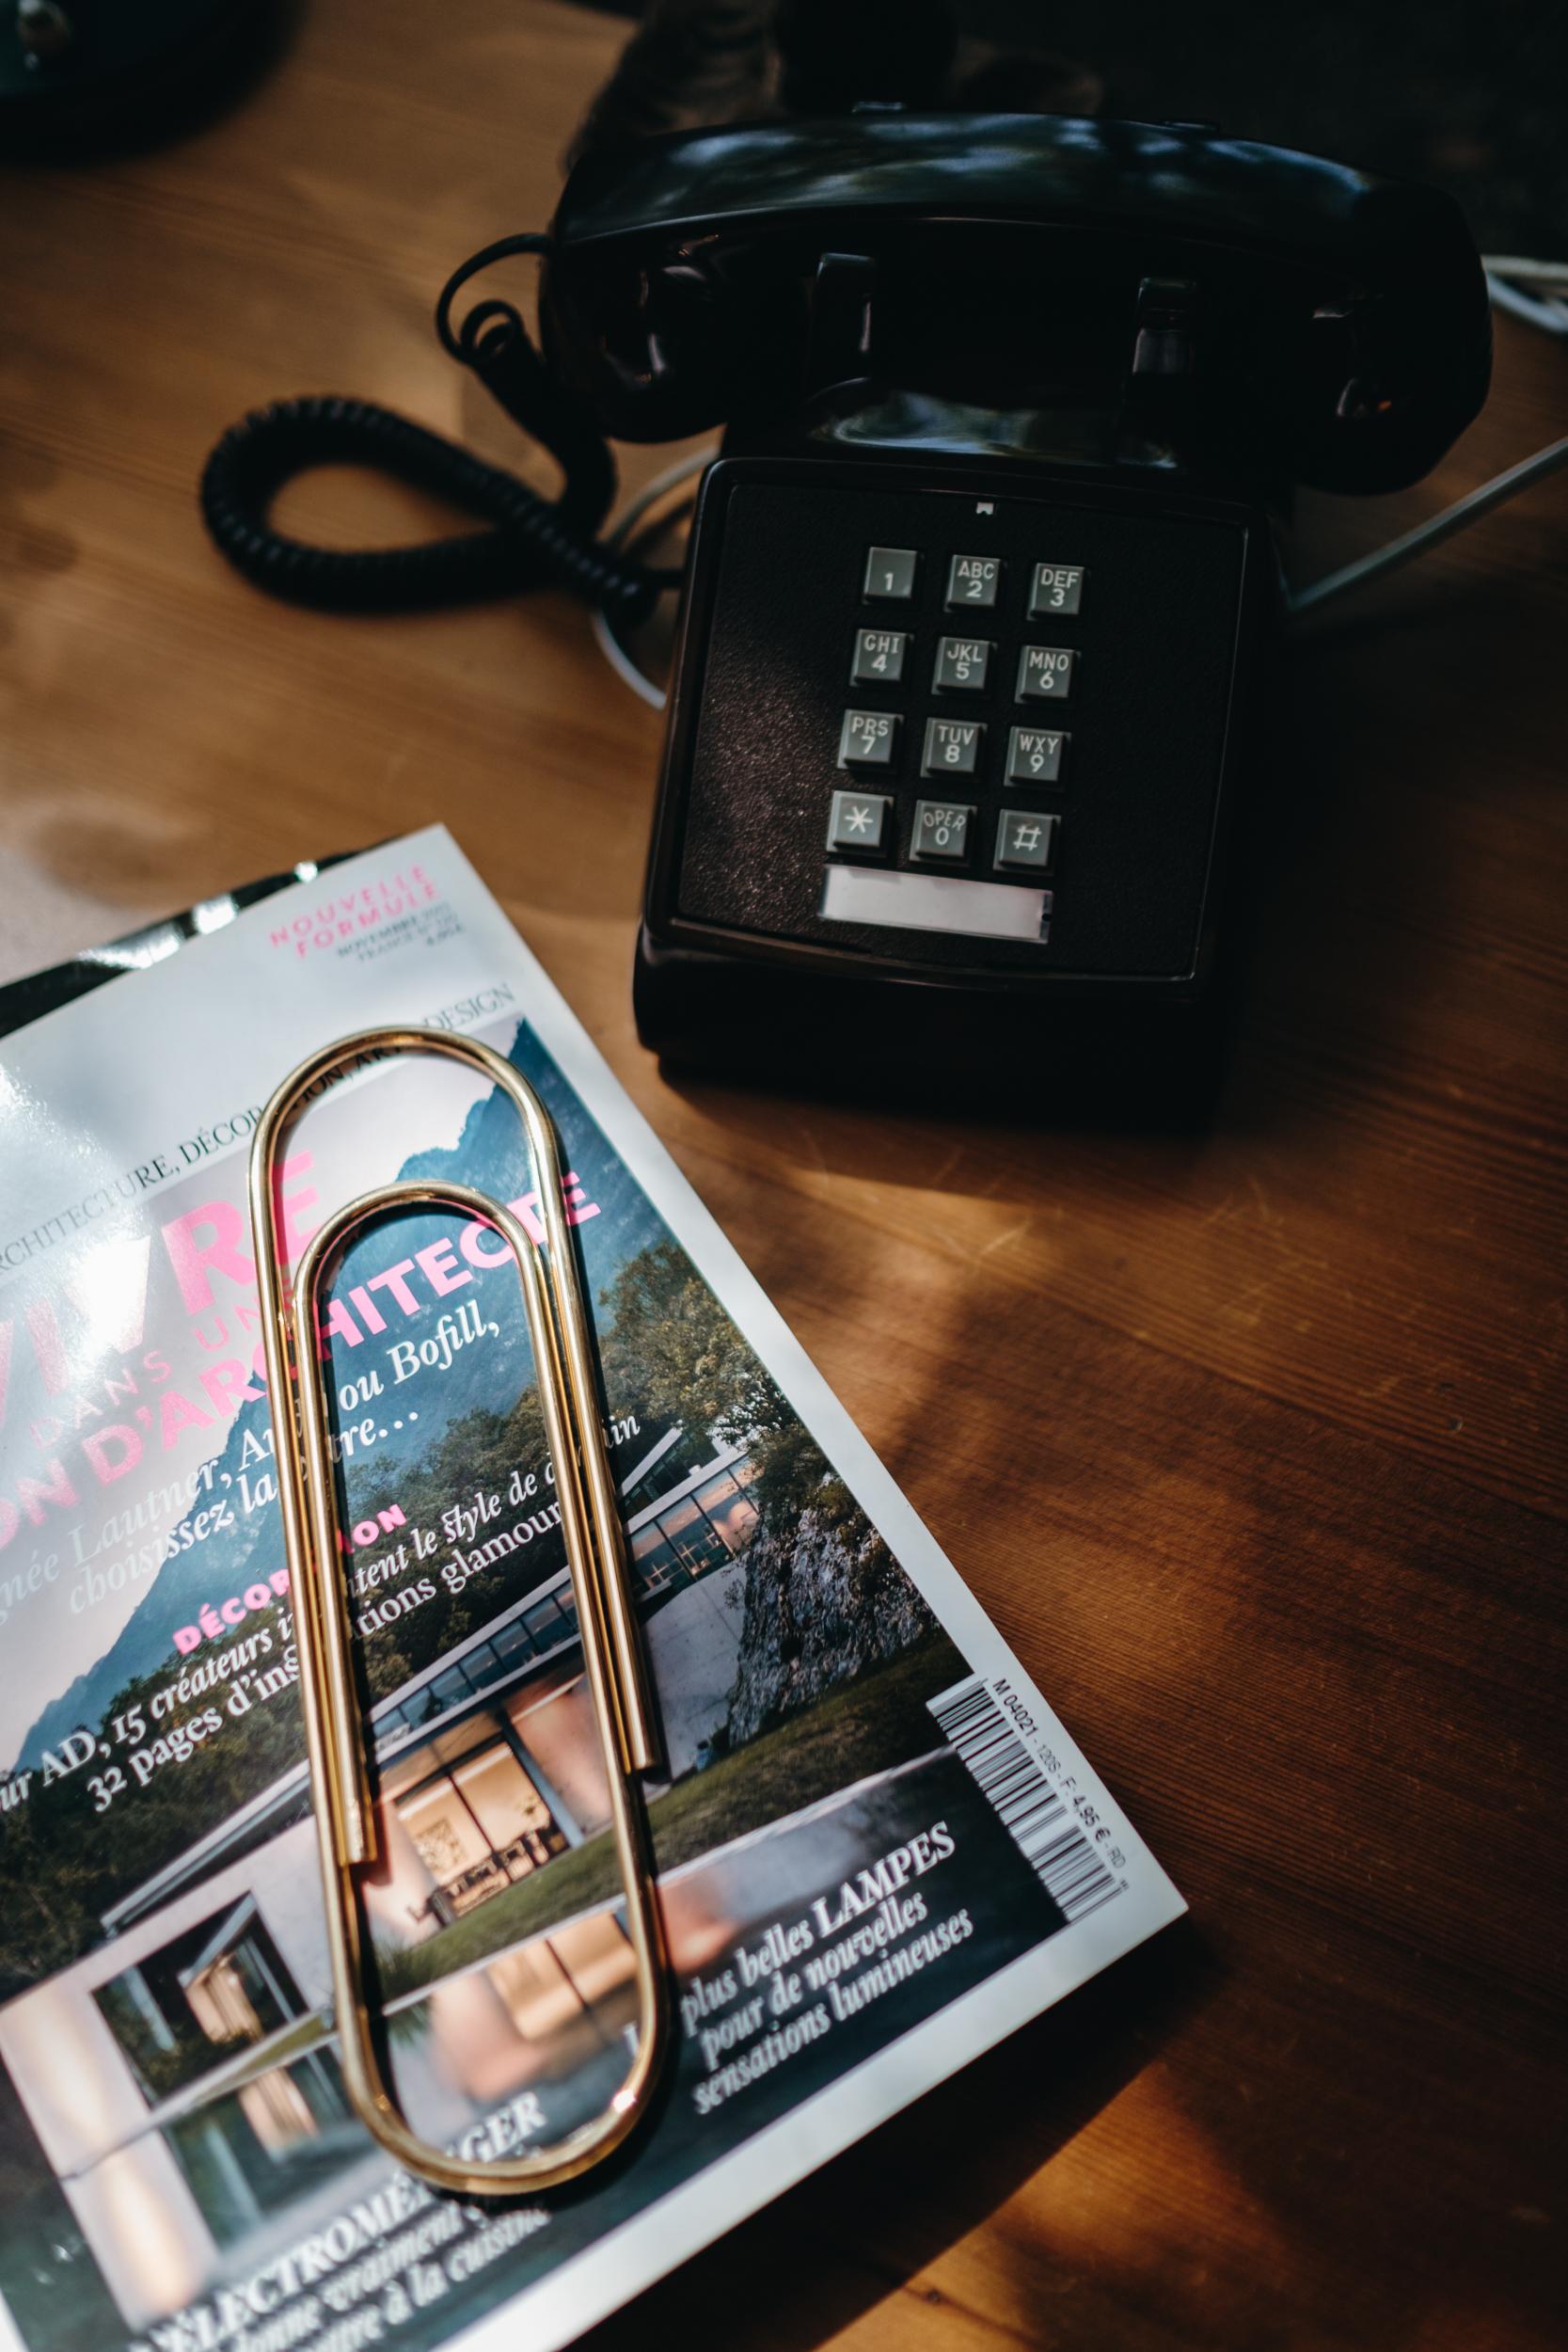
923, 718, 983, 776
1006, 725, 1067, 784
827, 790, 891, 853
863, 546, 918, 600
946, 554, 1001, 610
1029, 563, 1085, 616
1017, 645, 1075, 701
839, 708, 899, 767
850, 628, 908, 684
911, 802, 974, 863
995, 810, 1058, 872
934, 636, 992, 691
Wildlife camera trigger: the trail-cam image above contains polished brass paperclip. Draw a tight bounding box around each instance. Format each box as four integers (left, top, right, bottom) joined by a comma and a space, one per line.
249, 1025, 669, 2197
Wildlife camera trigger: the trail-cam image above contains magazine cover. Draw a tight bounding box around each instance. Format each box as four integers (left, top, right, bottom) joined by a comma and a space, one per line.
0, 828, 1183, 2352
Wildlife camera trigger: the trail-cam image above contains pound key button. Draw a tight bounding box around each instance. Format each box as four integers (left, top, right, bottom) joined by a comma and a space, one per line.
995, 810, 1058, 873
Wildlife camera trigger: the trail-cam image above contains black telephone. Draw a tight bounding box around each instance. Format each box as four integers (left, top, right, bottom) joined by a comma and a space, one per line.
205, 106, 1489, 1099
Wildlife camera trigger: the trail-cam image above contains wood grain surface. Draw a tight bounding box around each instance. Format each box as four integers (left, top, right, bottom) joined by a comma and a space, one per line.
2, 6, 1565, 2347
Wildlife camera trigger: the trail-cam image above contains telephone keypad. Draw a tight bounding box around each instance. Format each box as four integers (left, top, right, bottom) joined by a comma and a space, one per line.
674, 473, 1247, 977
946, 554, 1001, 609
1017, 644, 1075, 701
826, 790, 891, 853
1006, 725, 1068, 784
863, 546, 918, 599
995, 810, 1058, 873
922, 718, 984, 776
850, 628, 909, 684
1029, 563, 1085, 616
933, 635, 993, 692
911, 801, 974, 862
838, 708, 899, 766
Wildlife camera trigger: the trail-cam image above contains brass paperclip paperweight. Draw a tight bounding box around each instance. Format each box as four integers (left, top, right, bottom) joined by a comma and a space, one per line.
249, 1025, 670, 2196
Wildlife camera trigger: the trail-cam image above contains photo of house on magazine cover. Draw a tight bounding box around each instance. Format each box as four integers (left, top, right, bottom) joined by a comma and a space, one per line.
0, 1011, 1148, 2352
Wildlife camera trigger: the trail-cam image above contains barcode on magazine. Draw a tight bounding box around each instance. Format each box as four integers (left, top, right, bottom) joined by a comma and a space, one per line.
930, 1675, 1125, 1923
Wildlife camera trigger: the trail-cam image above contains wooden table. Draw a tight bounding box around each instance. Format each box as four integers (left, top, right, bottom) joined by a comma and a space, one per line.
3, 6, 1564, 2346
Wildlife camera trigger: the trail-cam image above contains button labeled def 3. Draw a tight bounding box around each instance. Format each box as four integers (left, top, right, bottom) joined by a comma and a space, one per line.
1029, 563, 1085, 616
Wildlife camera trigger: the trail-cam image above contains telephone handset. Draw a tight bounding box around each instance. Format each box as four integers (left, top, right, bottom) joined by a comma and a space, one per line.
204, 109, 1489, 1100
537, 111, 1488, 1092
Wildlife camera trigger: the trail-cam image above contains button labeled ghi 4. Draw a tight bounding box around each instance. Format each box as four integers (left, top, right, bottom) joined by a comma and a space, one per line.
850, 628, 908, 684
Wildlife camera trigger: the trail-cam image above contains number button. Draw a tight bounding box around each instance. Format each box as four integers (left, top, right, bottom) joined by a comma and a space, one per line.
1029, 563, 1085, 616
850, 628, 909, 685
995, 810, 1058, 872
1017, 645, 1075, 702
922, 718, 984, 777
838, 709, 899, 768
945, 554, 1001, 610
863, 546, 918, 600
827, 790, 891, 853
1006, 725, 1068, 785
911, 801, 974, 863
933, 636, 992, 692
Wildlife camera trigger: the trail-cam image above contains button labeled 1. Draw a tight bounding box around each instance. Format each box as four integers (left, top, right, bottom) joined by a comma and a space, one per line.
863, 546, 918, 600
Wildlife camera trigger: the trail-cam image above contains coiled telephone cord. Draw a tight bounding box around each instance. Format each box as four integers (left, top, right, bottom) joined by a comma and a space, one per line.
198, 235, 678, 626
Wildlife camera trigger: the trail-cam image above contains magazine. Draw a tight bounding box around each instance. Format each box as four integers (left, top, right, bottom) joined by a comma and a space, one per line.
0, 827, 1182, 2352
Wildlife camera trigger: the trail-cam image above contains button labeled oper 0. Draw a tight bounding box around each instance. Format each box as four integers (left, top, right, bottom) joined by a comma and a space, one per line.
911, 801, 974, 863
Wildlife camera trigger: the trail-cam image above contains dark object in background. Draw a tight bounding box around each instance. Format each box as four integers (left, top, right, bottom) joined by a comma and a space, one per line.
0, 0, 281, 151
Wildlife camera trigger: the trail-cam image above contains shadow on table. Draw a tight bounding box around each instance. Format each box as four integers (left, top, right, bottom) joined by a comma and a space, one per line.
581, 1921, 1213, 2352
